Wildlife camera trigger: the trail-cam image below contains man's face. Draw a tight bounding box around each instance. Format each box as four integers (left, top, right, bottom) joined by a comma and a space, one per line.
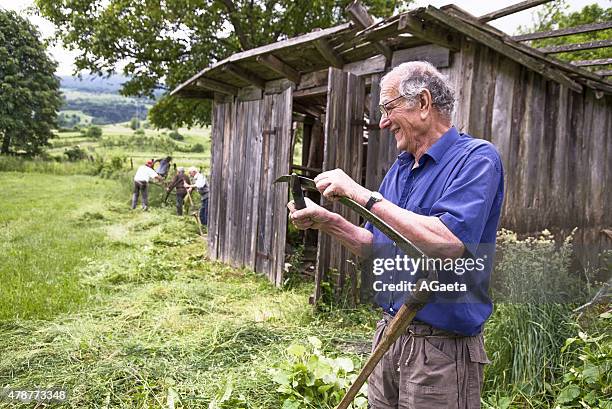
189, 170, 196, 177
378, 86, 424, 153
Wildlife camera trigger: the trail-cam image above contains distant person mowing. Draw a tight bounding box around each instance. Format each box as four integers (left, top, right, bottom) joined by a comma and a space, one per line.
166, 167, 191, 216
186, 167, 209, 226
131, 159, 161, 211
154, 156, 172, 179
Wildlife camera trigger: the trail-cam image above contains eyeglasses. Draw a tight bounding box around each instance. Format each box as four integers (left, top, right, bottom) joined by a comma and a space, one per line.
378, 94, 405, 118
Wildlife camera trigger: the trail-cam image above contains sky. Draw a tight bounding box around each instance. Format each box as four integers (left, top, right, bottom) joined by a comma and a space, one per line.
0, 0, 611, 76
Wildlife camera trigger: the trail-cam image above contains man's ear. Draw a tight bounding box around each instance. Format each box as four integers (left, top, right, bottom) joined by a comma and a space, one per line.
419, 89, 432, 120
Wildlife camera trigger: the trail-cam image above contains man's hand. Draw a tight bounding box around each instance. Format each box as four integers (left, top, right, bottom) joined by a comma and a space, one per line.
287, 197, 335, 230
314, 168, 371, 205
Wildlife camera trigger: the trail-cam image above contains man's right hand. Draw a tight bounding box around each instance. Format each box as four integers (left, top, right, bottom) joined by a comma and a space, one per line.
287, 197, 334, 230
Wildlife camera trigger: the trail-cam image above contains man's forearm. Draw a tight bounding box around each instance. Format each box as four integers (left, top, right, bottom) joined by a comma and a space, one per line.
368, 199, 463, 258
320, 212, 373, 258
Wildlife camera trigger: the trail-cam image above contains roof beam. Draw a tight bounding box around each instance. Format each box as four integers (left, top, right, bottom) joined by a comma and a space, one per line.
596, 69, 612, 77
572, 58, 612, 67
256, 54, 301, 84
478, 0, 554, 23
314, 39, 344, 68
222, 64, 266, 89
538, 39, 612, 54
512, 21, 612, 42
195, 78, 238, 95
345, 0, 392, 60
424, 6, 582, 92
398, 12, 460, 51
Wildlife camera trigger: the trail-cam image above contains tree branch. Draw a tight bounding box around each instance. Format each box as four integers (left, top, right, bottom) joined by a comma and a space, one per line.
217, 0, 251, 50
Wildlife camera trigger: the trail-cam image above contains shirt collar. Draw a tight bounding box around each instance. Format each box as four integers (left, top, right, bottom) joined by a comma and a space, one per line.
397, 126, 460, 165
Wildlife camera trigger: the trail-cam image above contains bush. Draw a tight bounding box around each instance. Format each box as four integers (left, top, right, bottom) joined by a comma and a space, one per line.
269, 336, 367, 409
63, 145, 89, 161
553, 312, 612, 409
85, 125, 103, 139
168, 130, 184, 141
190, 142, 205, 153
129, 117, 140, 130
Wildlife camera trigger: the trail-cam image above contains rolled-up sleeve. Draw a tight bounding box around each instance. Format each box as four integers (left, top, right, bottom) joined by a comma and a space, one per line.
431, 153, 502, 255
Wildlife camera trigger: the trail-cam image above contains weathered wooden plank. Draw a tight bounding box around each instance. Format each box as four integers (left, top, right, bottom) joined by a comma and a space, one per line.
237, 86, 263, 101
538, 39, 612, 54
596, 69, 612, 77
512, 21, 612, 42
265, 78, 295, 94
255, 99, 273, 274
272, 87, 293, 286
490, 56, 517, 174
572, 58, 612, 67
196, 78, 238, 95
247, 101, 263, 269
257, 55, 301, 84
223, 64, 266, 89
397, 13, 461, 51
293, 86, 328, 98
314, 38, 344, 68
478, 0, 553, 23
365, 74, 382, 191
452, 37, 476, 132
424, 6, 583, 93
391, 44, 450, 68
345, 0, 392, 60
343, 55, 386, 77
468, 44, 498, 140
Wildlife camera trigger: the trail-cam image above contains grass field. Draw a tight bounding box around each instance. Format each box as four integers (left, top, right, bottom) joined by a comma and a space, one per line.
0, 172, 374, 408
48, 123, 211, 172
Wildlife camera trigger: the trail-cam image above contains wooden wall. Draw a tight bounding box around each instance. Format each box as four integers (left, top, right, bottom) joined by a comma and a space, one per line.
315, 68, 365, 302
431, 38, 610, 261
209, 88, 293, 285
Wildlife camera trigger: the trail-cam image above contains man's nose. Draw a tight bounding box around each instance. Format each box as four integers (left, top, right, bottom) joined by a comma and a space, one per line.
379, 116, 391, 129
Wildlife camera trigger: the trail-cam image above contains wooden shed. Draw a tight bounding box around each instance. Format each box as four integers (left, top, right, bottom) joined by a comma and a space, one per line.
172, 1, 612, 301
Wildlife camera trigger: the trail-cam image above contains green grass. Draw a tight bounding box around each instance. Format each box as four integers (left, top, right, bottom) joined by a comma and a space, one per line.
46, 123, 211, 172
0, 171, 374, 408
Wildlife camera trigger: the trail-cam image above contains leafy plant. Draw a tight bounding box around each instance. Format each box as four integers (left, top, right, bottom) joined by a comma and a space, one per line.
270, 336, 367, 409
553, 312, 612, 409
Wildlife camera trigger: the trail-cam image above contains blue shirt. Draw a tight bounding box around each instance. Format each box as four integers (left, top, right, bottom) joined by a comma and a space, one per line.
365, 126, 504, 336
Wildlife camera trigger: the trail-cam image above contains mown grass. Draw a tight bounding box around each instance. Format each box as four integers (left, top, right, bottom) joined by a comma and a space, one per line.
0, 171, 374, 408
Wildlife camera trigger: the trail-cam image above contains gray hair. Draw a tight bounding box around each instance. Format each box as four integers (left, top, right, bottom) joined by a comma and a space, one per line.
382, 61, 455, 119
188, 166, 198, 173
177, 166, 185, 173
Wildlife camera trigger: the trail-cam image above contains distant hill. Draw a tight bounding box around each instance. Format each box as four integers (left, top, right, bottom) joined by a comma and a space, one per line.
59, 75, 155, 126
60, 74, 130, 94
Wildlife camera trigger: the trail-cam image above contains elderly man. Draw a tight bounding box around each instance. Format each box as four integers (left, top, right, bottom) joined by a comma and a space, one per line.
287, 61, 504, 408
185, 166, 209, 226
132, 159, 161, 211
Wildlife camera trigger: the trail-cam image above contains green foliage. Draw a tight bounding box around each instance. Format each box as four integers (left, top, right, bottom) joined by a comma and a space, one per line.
64, 145, 89, 161
85, 125, 103, 139
168, 129, 184, 141
270, 336, 367, 409
519, 1, 612, 63
189, 142, 205, 153
61, 89, 151, 125
0, 9, 62, 155
129, 117, 141, 130
101, 133, 178, 153
36, 0, 411, 128
553, 312, 612, 409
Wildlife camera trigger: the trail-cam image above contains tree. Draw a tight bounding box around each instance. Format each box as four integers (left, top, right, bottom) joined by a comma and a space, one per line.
35, 0, 410, 129
0, 9, 62, 155
519, 1, 612, 63
130, 117, 141, 130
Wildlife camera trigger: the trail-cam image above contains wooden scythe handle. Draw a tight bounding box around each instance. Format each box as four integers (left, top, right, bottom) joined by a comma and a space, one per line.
335, 278, 430, 409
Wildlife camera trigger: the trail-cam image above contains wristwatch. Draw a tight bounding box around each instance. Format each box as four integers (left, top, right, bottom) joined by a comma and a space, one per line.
365, 191, 383, 211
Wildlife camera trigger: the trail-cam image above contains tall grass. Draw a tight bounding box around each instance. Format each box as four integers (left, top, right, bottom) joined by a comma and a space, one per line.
0, 156, 102, 175
482, 229, 585, 407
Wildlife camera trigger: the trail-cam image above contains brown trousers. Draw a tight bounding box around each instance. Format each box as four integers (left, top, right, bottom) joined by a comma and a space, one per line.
368, 315, 490, 409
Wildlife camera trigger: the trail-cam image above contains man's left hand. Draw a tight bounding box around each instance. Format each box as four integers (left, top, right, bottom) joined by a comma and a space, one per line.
314, 168, 370, 205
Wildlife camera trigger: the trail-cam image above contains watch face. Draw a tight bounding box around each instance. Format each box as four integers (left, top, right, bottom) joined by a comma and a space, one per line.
372, 191, 383, 201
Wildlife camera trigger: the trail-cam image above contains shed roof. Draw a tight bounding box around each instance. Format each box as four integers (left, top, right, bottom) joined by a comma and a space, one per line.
171, 4, 612, 99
